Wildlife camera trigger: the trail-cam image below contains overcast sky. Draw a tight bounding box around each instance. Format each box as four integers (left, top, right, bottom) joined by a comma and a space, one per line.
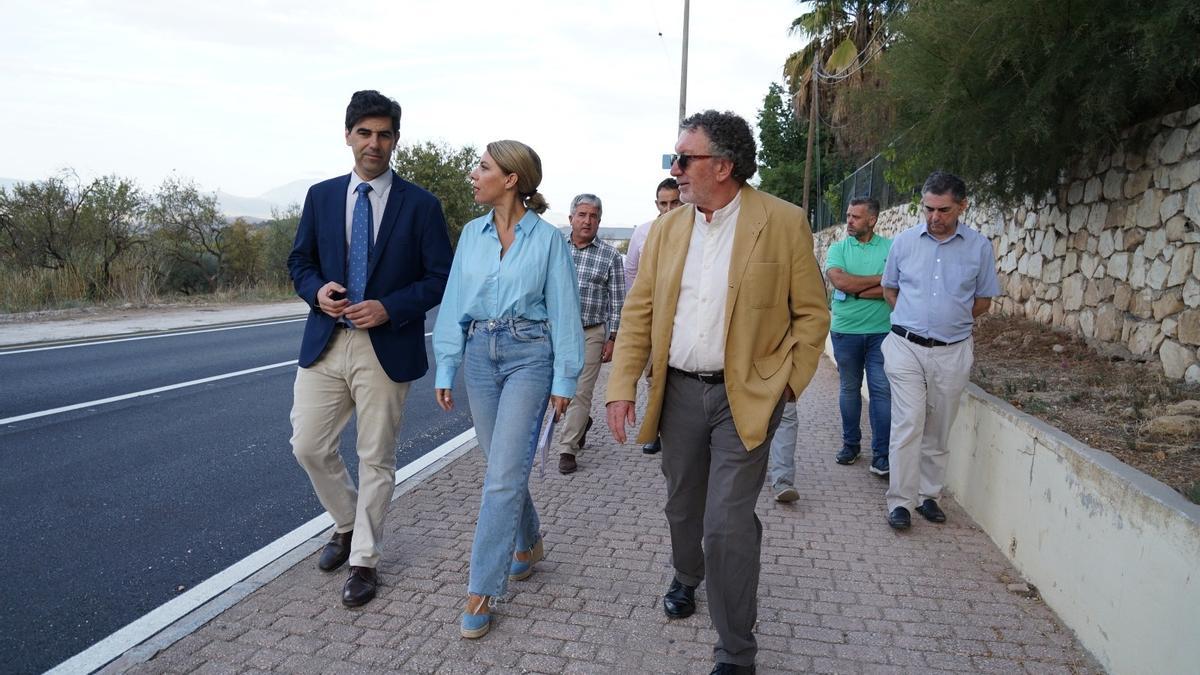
0, 1, 806, 226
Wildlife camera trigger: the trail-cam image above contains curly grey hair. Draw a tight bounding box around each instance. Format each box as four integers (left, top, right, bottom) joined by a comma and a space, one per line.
679, 110, 757, 184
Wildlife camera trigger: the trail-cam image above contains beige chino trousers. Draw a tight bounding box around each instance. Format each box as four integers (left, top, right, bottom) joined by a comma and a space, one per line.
555, 323, 607, 457
882, 332, 973, 513
290, 328, 411, 568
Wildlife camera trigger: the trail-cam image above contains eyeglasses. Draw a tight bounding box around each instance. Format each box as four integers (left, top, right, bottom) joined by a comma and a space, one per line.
669, 153, 715, 170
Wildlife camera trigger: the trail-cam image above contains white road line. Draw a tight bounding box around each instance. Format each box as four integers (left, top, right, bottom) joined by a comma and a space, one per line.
3, 325, 434, 357
0, 361, 298, 426
46, 427, 477, 675
0, 318, 307, 356
3, 332, 435, 426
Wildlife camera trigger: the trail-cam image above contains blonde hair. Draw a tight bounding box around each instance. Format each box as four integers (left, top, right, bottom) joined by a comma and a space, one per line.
485, 140, 549, 214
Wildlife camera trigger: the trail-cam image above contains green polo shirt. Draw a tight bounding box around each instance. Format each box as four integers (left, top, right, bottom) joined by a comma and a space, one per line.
825, 233, 893, 334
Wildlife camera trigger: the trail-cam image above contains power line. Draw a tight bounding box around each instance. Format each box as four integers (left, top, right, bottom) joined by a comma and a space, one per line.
815, 36, 886, 82
649, 0, 672, 63
811, 8, 900, 83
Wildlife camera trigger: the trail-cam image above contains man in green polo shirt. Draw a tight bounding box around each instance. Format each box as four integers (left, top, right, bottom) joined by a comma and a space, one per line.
825, 197, 893, 476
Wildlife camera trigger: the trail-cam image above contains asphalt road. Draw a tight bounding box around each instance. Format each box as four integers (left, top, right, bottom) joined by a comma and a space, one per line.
0, 313, 472, 674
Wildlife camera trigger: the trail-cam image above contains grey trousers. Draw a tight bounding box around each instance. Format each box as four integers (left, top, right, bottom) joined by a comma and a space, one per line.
659, 370, 785, 667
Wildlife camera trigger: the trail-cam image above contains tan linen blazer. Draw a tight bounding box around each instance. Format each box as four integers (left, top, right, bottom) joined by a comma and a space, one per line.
606, 185, 830, 450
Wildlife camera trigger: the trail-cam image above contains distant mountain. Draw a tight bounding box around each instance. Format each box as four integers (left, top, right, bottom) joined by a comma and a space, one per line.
1, 175, 310, 221
214, 191, 275, 220
256, 179, 314, 209
217, 179, 316, 220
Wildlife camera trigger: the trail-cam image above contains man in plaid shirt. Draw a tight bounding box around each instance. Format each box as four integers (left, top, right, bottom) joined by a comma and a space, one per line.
556, 193, 626, 473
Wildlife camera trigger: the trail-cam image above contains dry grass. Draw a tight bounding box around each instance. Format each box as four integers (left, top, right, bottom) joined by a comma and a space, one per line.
0, 265, 293, 318
972, 314, 1200, 503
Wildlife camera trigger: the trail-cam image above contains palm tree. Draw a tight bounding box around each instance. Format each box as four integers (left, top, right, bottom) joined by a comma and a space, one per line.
784, 1, 903, 159
782, 1, 903, 212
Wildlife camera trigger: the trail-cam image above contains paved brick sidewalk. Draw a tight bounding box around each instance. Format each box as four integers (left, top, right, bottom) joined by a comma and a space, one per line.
119, 358, 1101, 674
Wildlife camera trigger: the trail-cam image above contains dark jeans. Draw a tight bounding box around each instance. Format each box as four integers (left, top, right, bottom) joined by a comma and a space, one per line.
830, 331, 891, 459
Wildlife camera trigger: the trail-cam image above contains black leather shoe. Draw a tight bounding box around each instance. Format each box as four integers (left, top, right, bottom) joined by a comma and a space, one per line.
642, 438, 662, 454
318, 530, 352, 571
710, 663, 756, 674
888, 507, 911, 530
916, 499, 947, 523
663, 578, 696, 619
342, 566, 378, 607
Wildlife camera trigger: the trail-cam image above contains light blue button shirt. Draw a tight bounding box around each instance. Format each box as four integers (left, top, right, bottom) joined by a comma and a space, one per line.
882, 222, 1000, 343
433, 209, 584, 397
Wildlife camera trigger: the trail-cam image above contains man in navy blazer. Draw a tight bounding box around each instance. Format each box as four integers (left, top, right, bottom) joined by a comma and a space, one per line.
288, 90, 452, 607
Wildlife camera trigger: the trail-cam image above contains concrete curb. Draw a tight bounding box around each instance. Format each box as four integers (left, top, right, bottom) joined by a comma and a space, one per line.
84, 437, 478, 675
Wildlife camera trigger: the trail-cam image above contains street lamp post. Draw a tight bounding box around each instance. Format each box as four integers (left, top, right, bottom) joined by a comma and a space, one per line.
679, 0, 689, 124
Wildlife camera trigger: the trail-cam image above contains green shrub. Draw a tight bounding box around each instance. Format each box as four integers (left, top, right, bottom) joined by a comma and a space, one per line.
879, 0, 1200, 203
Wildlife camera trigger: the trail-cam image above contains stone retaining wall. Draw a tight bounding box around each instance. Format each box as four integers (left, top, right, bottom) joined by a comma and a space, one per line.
814, 103, 1200, 380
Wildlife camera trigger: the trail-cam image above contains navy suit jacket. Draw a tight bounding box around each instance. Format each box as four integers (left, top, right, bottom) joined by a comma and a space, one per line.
287, 171, 452, 382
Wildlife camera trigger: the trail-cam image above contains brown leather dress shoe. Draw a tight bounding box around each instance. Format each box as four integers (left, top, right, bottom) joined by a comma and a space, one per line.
558, 453, 577, 474
318, 530, 352, 571
342, 566, 378, 607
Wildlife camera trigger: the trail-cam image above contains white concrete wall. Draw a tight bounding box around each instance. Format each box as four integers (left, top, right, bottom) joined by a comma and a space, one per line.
821, 340, 1200, 674
946, 384, 1200, 675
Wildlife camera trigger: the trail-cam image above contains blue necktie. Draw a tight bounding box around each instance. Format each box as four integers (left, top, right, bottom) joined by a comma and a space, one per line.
347, 182, 372, 307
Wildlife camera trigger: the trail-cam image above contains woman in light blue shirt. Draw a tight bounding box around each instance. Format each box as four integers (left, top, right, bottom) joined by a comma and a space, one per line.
433, 140, 584, 639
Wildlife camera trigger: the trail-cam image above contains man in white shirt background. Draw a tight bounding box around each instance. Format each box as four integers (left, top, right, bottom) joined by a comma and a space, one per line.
622, 177, 682, 454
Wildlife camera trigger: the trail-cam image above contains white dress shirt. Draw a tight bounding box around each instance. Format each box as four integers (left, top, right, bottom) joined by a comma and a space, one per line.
344, 169, 392, 247
669, 191, 742, 372
624, 218, 654, 288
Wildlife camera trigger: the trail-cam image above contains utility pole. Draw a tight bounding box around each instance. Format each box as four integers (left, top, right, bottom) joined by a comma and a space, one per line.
679, 0, 690, 124
802, 65, 818, 213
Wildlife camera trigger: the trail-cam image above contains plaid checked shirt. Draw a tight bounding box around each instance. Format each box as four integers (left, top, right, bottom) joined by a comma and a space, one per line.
566, 234, 625, 335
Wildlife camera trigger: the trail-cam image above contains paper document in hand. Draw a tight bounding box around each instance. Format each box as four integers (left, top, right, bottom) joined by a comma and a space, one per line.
534, 411, 555, 478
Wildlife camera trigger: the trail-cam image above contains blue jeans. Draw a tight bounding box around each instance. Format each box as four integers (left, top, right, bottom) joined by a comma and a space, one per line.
831, 331, 891, 460
463, 319, 553, 597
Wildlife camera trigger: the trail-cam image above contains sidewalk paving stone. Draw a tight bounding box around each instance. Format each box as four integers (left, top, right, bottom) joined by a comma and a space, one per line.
118, 358, 1103, 674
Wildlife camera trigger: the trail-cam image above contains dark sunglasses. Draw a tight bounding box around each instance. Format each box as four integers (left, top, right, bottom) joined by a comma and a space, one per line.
669, 153, 715, 170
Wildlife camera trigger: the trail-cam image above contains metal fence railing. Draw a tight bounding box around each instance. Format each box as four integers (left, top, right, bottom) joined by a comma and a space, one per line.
812, 153, 915, 232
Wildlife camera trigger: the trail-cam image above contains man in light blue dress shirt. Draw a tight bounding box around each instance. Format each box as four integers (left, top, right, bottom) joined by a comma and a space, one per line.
880, 171, 1000, 530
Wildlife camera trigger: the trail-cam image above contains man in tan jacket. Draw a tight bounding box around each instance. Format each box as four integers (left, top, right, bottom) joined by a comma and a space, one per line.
606, 110, 829, 675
